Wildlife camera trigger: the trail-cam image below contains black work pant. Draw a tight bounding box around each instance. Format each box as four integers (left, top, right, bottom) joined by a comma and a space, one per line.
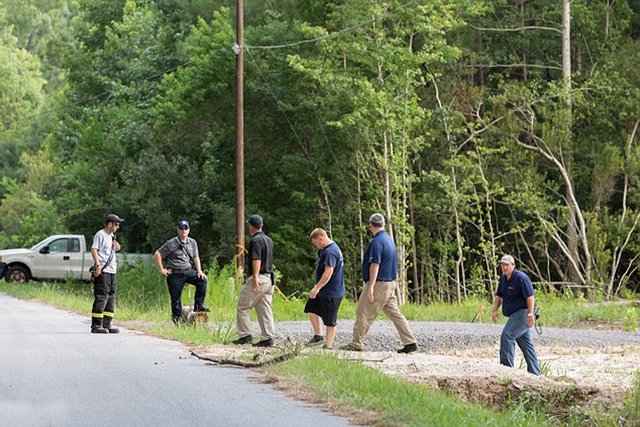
166, 269, 208, 322
92, 272, 117, 327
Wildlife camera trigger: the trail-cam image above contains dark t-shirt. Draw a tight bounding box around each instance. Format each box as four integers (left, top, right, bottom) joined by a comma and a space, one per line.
246, 231, 274, 275
496, 269, 535, 316
362, 230, 397, 282
315, 241, 345, 299
157, 237, 199, 270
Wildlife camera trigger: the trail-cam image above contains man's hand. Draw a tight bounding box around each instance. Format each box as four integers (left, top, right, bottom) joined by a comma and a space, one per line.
252, 277, 259, 292
95, 265, 102, 276
197, 270, 206, 280
491, 310, 498, 323
160, 267, 172, 276
309, 286, 319, 299
526, 314, 535, 328
367, 286, 375, 303
113, 241, 121, 251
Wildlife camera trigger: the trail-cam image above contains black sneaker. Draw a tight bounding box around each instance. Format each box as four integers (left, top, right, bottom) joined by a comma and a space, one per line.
253, 338, 274, 347
397, 343, 418, 354
232, 335, 253, 345
306, 335, 325, 346
195, 306, 211, 312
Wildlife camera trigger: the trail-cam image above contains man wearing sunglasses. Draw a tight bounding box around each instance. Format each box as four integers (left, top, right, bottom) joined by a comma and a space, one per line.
154, 220, 210, 324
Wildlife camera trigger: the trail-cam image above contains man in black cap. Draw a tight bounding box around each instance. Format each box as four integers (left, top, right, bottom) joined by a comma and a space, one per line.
154, 220, 210, 323
90, 213, 123, 333
233, 214, 275, 347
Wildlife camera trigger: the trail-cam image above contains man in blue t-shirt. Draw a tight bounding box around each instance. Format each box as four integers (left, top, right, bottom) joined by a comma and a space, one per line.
342, 214, 418, 354
304, 228, 345, 349
492, 255, 541, 375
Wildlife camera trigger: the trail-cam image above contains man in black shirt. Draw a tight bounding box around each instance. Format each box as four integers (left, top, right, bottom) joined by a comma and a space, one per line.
233, 214, 275, 347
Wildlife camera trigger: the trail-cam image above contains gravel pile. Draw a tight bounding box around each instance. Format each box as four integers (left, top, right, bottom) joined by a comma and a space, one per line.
271, 320, 640, 352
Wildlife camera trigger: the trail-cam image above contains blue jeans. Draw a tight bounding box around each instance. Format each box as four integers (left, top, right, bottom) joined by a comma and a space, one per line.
500, 308, 541, 375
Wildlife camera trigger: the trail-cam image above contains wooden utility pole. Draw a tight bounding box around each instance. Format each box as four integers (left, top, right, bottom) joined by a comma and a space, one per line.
235, 0, 245, 272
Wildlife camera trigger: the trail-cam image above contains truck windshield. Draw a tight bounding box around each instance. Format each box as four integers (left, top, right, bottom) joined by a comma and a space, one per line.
30, 237, 53, 251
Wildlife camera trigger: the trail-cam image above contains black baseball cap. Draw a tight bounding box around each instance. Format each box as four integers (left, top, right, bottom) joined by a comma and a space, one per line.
178, 220, 190, 230
246, 214, 263, 227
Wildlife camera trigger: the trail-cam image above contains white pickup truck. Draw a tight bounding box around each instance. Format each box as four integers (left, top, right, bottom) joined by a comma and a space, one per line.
0, 234, 152, 283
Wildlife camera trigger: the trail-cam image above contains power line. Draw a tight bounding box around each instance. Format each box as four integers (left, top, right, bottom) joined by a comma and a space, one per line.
243, 0, 422, 50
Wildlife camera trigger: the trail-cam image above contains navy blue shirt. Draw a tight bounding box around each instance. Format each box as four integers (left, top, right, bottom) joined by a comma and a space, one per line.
362, 230, 397, 282
315, 241, 345, 299
496, 269, 535, 317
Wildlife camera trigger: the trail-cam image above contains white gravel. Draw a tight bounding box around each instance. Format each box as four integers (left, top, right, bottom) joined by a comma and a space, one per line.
271, 320, 640, 352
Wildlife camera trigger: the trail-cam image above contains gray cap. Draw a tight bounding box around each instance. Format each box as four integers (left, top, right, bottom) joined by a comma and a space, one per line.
105, 213, 124, 225
368, 213, 386, 227
500, 255, 515, 265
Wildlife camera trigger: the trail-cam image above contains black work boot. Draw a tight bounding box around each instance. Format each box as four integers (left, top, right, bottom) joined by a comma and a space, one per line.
91, 316, 108, 334
102, 316, 119, 334
232, 335, 253, 345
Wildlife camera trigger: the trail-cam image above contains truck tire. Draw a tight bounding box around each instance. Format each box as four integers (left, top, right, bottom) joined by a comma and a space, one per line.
6, 265, 30, 283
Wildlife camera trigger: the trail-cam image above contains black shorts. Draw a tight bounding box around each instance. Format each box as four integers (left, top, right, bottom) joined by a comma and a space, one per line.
304, 296, 343, 327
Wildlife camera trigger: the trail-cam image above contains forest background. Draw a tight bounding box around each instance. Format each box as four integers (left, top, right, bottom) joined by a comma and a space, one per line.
1, 0, 639, 304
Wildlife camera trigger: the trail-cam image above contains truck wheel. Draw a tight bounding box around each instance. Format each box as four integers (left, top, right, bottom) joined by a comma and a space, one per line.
6, 266, 30, 283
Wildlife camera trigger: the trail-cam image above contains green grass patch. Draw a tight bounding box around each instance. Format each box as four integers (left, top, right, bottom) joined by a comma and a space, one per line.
266, 354, 550, 426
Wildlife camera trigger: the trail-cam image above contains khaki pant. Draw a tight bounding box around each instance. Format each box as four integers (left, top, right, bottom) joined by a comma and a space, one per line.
236, 274, 275, 340
352, 280, 416, 347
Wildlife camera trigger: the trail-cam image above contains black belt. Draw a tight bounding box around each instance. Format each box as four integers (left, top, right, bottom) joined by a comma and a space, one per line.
170, 267, 192, 273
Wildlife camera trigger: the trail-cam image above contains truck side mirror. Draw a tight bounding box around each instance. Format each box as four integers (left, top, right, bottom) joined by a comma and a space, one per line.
40, 246, 50, 254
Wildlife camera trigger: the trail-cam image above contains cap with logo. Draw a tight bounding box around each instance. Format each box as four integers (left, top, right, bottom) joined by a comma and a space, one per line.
178, 220, 190, 230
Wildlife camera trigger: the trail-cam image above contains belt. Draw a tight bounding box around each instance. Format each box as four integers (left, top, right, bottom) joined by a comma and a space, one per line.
170, 267, 192, 273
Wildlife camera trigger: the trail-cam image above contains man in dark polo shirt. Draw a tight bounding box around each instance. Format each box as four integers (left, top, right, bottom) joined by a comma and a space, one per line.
304, 228, 345, 349
233, 214, 275, 347
492, 255, 541, 375
154, 220, 210, 324
342, 213, 418, 353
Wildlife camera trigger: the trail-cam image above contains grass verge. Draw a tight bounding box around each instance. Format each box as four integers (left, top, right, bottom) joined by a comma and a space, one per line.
265, 354, 550, 426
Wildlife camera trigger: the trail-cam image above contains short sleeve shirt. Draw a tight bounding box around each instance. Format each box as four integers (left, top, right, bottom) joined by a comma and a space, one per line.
362, 230, 397, 282
315, 241, 345, 299
92, 229, 117, 274
156, 237, 199, 270
246, 232, 274, 275
496, 269, 535, 317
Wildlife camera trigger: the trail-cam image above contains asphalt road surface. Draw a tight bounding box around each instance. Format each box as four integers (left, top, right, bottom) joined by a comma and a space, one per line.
0, 293, 351, 427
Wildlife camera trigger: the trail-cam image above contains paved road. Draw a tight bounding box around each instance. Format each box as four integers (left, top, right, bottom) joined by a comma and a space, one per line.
0, 293, 351, 427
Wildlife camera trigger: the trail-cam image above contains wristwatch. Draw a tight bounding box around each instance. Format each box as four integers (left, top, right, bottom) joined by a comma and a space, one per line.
527, 313, 533, 317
